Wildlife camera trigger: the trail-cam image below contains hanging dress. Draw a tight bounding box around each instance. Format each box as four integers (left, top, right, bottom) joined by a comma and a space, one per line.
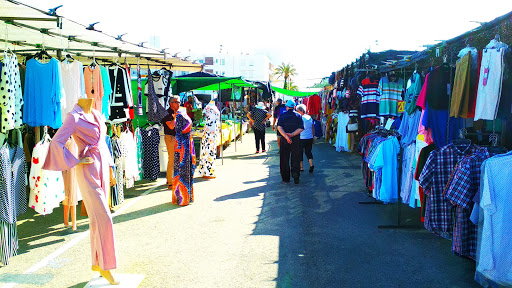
146, 69, 169, 123
28, 135, 66, 215
172, 111, 196, 206
140, 126, 160, 181
197, 104, 220, 178
335, 112, 350, 152
0, 142, 27, 265
0, 52, 23, 133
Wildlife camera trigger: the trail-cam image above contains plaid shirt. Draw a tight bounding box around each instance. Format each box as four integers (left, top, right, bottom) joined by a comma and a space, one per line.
419, 143, 482, 239
444, 149, 490, 260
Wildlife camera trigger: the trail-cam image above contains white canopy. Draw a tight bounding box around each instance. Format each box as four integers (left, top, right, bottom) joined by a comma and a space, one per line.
0, 0, 203, 71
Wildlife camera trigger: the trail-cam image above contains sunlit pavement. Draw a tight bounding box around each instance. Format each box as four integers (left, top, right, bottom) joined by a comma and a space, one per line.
0, 128, 480, 288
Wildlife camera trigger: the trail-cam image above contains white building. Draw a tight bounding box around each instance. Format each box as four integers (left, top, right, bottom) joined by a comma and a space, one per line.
177, 52, 274, 82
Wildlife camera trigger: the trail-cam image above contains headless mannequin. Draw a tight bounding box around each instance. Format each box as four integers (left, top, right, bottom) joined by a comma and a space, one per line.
77, 98, 119, 285
63, 186, 77, 231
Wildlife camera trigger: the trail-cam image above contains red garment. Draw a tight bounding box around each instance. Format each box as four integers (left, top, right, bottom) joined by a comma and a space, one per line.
184, 102, 195, 120
467, 50, 482, 118
306, 94, 321, 119
303, 97, 309, 106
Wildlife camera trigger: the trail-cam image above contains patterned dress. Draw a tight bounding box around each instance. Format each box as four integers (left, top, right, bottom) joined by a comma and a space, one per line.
172, 111, 196, 206
0, 143, 27, 265
197, 104, 220, 178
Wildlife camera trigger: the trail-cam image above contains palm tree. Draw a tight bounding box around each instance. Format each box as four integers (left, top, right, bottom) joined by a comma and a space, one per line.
274, 62, 297, 90
288, 80, 299, 91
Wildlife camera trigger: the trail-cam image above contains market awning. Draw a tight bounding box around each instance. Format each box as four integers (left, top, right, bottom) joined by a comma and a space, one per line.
0, 0, 203, 71
271, 86, 317, 97
171, 76, 255, 94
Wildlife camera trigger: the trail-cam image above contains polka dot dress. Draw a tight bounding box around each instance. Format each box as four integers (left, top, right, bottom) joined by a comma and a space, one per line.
141, 127, 160, 181
0, 53, 23, 134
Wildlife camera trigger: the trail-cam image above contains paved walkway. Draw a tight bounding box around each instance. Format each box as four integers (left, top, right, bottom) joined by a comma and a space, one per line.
0, 129, 480, 288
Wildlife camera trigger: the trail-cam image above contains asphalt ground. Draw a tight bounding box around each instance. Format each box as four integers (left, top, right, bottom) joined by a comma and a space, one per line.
0, 128, 480, 288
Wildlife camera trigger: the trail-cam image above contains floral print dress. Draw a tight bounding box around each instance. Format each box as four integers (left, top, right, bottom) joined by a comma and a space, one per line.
197, 104, 220, 178
172, 111, 196, 206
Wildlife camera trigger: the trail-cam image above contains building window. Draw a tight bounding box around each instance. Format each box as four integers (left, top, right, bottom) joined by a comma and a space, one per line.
199, 59, 204, 64
205, 69, 213, 73
215, 59, 218, 64
222, 72, 225, 76
221, 59, 225, 65
205, 57, 213, 65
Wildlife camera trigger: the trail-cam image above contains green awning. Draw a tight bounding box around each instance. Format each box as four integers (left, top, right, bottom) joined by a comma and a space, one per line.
171, 77, 255, 94
271, 86, 317, 97
195, 78, 256, 91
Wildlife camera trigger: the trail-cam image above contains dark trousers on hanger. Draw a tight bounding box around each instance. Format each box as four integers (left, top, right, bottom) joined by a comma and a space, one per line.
254, 129, 266, 151
280, 135, 301, 182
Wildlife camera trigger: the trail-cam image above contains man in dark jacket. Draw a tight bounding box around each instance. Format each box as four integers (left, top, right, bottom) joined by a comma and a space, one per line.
277, 100, 304, 184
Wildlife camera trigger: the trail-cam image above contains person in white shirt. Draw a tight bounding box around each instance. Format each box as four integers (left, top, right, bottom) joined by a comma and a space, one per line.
296, 104, 315, 173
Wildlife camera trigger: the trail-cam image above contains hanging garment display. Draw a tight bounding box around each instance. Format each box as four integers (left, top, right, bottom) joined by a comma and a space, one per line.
0, 141, 27, 265
335, 111, 350, 152
367, 136, 400, 203
474, 41, 509, 121
0, 52, 23, 133
419, 143, 483, 239
99, 65, 112, 120
358, 76, 380, 119
144, 72, 171, 111
108, 66, 130, 121
23, 58, 64, 129
404, 72, 422, 115
450, 52, 472, 118
377, 75, 404, 117
120, 130, 138, 189
197, 103, 220, 178
136, 64, 143, 116
112, 136, 125, 205
60, 60, 86, 118
134, 127, 144, 181
140, 126, 160, 181
473, 151, 512, 286
28, 135, 65, 215
145, 69, 169, 123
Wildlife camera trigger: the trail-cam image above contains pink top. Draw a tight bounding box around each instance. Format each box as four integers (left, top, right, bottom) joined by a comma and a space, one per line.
416, 73, 429, 110
83, 66, 104, 112
43, 104, 113, 172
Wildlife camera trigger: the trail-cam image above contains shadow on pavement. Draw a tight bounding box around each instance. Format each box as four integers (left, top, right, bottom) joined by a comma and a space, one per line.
215, 139, 480, 288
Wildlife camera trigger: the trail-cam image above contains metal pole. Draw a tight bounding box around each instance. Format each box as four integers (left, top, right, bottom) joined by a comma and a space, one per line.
220, 82, 223, 165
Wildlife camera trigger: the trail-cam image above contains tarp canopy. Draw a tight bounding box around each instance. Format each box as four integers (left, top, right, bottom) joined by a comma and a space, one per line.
171, 75, 255, 94
271, 86, 317, 98
0, 0, 203, 71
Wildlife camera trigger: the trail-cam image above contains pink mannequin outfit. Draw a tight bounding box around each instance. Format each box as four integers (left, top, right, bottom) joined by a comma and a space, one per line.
43, 104, 116, 270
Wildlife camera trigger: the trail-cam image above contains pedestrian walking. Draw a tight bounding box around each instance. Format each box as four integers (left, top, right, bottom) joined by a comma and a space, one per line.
247, 102, 272, 153
272, 98, 286, 149
296, 104, 315, 173
277, 100, 304, 184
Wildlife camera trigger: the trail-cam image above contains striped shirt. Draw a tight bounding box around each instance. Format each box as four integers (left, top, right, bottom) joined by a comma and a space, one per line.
378, 76, 404, 117
357, 77, 380, 119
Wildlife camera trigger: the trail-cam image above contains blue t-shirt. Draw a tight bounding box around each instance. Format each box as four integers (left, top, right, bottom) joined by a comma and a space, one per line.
300, 114, 314, 139
23, 58, 64, 128
369, 137, 400, 203
422, 104, 463, 148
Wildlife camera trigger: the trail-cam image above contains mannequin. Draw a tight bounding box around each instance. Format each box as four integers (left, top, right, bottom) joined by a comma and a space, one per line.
44, 98, 119, 285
